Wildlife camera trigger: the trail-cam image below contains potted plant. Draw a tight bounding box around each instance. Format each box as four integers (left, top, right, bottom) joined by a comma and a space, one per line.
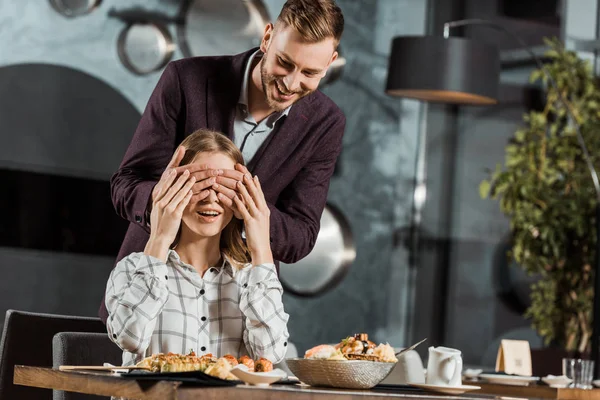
480, 38, 600, 355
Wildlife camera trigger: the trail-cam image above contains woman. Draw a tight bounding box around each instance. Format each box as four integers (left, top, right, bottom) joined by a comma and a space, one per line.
105, 129, 290, 367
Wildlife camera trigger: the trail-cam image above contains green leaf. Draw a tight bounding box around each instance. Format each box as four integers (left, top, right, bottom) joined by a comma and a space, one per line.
479, 180, 491, 199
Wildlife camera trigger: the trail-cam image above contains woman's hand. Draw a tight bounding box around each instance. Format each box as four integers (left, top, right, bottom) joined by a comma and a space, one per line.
233, 174, 273, 265
145, 169, 196, 261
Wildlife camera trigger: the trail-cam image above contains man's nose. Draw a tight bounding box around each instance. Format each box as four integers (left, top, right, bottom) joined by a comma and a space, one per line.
284, 71, 301, 92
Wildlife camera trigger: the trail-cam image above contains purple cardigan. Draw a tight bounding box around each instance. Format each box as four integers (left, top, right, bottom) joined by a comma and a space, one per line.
99, 49, 345, 322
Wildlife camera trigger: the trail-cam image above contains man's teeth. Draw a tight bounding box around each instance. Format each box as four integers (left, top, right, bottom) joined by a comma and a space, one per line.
199, 211, 219, 216
277, 82, 292, 96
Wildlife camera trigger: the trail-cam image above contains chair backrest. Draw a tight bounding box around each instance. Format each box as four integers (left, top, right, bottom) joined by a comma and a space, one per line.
52, 332, 122, 400
0, 309, 106, 400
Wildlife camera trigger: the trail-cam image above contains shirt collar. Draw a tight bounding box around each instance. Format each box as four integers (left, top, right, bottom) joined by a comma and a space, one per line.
238, 50, 292, 125
167, 249, 236, 279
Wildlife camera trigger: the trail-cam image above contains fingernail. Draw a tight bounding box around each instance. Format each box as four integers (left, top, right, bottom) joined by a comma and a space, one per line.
170, 170, 176, 176
245, 174, 251, 181
237, 181, 243, 187
213, 183, 219, 188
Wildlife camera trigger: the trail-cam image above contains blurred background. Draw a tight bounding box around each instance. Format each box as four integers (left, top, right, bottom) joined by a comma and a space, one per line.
0, 0, 596, 368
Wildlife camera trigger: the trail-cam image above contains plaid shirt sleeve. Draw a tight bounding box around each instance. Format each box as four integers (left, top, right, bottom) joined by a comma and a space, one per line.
240, 263, 290, 363
105, 253, 169, 354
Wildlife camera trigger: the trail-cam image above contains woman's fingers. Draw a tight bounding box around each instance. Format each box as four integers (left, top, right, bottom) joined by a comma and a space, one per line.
154, 169, 178, 202
170, 176, 196, 210
251, 175, 268, 209
236, 180, 257, 215
233, 194, 251, 220
176, 190, 194, 214
158, 170, 191, 207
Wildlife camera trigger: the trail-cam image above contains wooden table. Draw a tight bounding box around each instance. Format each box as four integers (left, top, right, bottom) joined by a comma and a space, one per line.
14, 365, 502, 400
465, 380, 600, 400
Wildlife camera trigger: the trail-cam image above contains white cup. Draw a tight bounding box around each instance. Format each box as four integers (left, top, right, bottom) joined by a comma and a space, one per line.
426, 346, 463, 386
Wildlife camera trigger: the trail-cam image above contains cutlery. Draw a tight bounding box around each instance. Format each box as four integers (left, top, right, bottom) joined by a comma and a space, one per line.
395, 338, 427, 357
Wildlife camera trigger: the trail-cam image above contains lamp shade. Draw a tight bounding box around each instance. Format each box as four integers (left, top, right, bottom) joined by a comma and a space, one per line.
385, 36, 501, 105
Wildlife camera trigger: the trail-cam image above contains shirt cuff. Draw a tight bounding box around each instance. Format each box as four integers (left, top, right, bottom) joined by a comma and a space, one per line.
245, 263, 278, 287
134, 254, 169, 281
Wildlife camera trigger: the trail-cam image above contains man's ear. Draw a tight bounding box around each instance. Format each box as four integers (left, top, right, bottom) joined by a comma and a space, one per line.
260, 23, 274, 53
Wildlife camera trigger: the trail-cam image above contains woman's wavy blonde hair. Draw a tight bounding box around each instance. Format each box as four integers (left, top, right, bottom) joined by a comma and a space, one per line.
176, 129, 251, 267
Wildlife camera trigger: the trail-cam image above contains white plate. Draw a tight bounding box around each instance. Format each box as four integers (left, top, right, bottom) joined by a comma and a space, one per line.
479, 374, 539, 386
542, 375, 572, 388
410, 383, 481, 394
593, 379, 600, 388
230, 365, 287, 386
463, 368, 483, 379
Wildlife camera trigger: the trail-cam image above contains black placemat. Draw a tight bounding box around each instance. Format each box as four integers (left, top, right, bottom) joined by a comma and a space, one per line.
121, 370, 240, 387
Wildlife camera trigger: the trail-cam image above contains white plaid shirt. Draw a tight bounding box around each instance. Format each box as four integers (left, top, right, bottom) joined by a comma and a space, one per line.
105, 250, 290, 366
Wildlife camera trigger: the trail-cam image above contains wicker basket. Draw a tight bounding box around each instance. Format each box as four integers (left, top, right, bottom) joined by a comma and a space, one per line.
285, 358, 396, 389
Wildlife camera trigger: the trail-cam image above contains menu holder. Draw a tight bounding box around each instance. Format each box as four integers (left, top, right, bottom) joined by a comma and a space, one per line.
495, 339, 532, 376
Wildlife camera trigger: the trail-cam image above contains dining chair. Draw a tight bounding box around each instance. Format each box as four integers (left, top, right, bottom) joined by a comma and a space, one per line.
0, 309, 107, 400
52, 331, 122, 400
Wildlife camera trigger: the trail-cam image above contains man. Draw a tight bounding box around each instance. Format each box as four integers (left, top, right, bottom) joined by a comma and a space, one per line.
100, 0, 345, 322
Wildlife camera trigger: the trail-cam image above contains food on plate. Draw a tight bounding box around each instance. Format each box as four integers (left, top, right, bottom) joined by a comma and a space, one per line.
204, 357, 237, 380
136, 351, 216, 373
372, 343, 398, 363
336, 333, 377, 358
222, 354, 239, 366
135, 350, 276, 377
238, 355, 255, 370
304, 344, 345, 360
254, 357, 274, 372
304, 333, 398, 363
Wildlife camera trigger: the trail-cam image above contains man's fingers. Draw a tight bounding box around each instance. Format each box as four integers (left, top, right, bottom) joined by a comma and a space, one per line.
214, 176, 239, 190
212, 182, 237, 199
235, 163, 249, 175
191, 178, 217, 194
173, 163, 222, 176
220, 168, 245, 181
191, 190, 210, 204
217, 193, 234, 208
167, 146, 186, 169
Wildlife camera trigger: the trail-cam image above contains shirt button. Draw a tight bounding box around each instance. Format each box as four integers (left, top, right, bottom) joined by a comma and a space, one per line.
243, 283, 248, 288
284, 342, 288, 347
112, 333, 117, 339
165, 275, 168, 280
210, 268, 216, 273
135, 215, 142, 223
200, 289, 205, 295
201, 316, 206, 322
201, 346, 206, 352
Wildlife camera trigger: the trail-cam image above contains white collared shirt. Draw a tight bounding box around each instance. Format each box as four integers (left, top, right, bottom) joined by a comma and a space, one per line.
105, 250, 290, 366
233, 50, 291, 163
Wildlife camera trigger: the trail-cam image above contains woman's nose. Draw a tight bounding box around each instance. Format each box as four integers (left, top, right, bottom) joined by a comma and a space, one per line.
208, 189, 219, 203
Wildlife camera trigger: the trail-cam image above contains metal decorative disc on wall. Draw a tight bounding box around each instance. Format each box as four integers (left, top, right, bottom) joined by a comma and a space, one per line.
177, 0, 269, 57
49, 0, 102, 18
279, 204, 356, 297
117, 23, 175, 75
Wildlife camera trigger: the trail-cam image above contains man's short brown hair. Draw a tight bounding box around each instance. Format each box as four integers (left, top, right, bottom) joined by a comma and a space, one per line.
276, 0, 344, 47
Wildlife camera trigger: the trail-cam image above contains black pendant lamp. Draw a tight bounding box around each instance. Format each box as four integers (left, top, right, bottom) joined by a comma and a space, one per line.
385, 35, 500, 105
